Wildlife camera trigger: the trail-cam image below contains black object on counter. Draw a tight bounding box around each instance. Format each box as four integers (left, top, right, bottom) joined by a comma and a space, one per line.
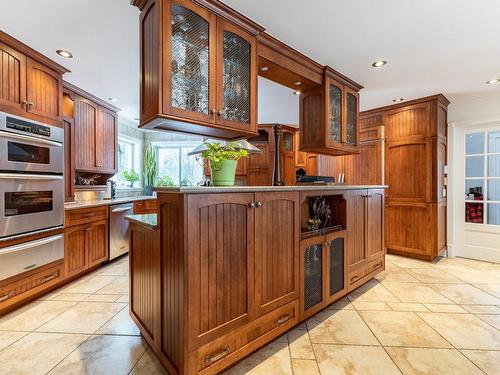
298, 175, 336, 183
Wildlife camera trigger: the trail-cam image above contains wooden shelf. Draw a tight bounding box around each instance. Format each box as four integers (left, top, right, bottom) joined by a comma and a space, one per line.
301, 225, 343, 241
74, 185, 107, 191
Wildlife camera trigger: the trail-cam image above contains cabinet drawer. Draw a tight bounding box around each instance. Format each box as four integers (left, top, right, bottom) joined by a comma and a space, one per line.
0, 260, 64, 311
348, 268, 364, 286
366, 256, 384, 276
65, 206, 108, 227
194, 300, 299, 373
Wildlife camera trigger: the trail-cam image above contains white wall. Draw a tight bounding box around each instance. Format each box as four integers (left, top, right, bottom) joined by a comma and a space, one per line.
258, 77, 299, 126
448, 92, 500, 262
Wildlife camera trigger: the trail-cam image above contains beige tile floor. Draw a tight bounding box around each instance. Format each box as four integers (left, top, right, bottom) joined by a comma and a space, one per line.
0, 254, 499, 374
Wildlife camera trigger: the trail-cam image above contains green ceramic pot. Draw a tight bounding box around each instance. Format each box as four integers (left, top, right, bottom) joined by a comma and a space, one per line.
210, 159, 238, 186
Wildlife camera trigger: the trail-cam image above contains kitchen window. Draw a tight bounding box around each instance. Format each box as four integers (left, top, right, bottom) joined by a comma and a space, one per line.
464, 130, 500, 225
155, 143, 204, 186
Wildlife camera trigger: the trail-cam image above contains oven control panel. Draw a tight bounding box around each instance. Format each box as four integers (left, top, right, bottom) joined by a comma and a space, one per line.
6, 116, 51, 137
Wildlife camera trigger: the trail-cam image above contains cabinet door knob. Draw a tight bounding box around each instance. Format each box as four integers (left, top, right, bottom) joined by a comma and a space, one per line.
255, 201, 262, 208
249, 202, 256, 208
27, 102, 34, 111
21, 100, 28, 108
218, 110, 223, 116
211, 108, 216, 114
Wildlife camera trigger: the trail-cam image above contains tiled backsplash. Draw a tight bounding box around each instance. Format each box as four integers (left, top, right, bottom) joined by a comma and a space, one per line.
74, 188, 144, 202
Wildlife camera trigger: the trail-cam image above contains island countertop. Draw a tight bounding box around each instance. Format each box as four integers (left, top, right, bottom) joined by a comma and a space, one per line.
124, 213, 158, 230
153, 184, 387, 194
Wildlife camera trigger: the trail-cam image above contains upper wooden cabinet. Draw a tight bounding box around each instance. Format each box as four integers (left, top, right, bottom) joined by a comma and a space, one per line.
137, 0, 262, 139
0, 32, 68, 126
64, 82, 119, 175
300, 67, 362, 156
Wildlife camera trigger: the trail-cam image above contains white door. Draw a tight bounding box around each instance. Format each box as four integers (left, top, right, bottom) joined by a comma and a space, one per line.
451, 125, 500, 262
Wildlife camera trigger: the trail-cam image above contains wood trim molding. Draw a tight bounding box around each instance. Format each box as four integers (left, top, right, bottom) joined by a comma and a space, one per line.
131, 0, 265, 35
0, 30, 70, 75
361, 94, 450, 116
324, 66, 363, 91
257, 32, 323, 85
194, 0, 265, 35
63, 81, 121, 113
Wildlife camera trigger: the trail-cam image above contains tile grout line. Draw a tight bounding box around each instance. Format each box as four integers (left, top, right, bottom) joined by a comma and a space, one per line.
42, 303, 133, 375
355, 308, 404, 375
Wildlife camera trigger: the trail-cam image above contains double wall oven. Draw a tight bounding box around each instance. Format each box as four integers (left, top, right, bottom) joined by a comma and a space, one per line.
0, 112, 64, 281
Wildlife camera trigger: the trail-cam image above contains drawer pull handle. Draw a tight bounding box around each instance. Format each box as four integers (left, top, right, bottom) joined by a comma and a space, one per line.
351, 274, 361, 283
275, 314, 291, 325
23, 263, 37, 271
205, 346, 230, 365
373, 262, 382, 270
0, 293, 11, 302
42, 274, 57, 283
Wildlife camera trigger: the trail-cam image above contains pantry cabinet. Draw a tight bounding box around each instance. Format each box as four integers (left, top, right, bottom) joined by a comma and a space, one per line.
136, 0, 261, 139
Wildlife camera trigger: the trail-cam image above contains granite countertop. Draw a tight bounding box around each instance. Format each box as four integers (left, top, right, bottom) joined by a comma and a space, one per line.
125, 214, 158, 230
64, 196, 156, 210
153, 184, 388, 194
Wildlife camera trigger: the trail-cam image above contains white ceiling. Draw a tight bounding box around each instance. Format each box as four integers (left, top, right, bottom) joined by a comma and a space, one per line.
0, 0, 140, 121
1, 0, 499, 121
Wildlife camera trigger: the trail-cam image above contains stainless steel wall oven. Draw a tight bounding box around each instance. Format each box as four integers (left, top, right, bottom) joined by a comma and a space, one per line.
0, 112, 64, 239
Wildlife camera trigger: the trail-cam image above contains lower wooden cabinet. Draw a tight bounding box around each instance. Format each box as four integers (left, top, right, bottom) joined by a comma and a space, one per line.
64, 208, 109, 279
300, 230, 347, 320
347, 189, 385, 290
129, 189, 385, 375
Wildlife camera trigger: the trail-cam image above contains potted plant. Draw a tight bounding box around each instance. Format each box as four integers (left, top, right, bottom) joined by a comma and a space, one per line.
144, 143, 157, 195
122, 170, 140, 187
202, 141, 249, 186
155, 175, 175, 187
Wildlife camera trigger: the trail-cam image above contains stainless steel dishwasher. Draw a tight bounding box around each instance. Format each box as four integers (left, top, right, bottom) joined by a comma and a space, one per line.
109, 203, 134, 260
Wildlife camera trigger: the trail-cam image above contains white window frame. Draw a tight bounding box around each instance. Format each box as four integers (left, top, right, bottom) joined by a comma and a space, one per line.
153, 141, 204, 186
117, 135, 142, 188
464, 128, 500, 226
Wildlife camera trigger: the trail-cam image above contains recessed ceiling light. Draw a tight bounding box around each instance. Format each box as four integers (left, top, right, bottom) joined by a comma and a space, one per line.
293, 90, 301, 96
486, 78, 500, 84
372, 60, 387, 68
393, 98, 404, 102
294, 81, 302, 86
56, 49, 73, 58
260, 66, 269, 72
108, 97, 117, 102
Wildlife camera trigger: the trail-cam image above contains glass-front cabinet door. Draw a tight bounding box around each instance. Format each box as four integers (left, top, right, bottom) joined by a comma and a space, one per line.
327, 81, 343, 145
345, 87, 359, 147
167, 0, 216, 123
216, 19, 256, 132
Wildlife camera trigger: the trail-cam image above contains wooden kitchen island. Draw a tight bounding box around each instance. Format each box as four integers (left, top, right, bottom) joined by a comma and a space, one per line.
126, 185, 386, 375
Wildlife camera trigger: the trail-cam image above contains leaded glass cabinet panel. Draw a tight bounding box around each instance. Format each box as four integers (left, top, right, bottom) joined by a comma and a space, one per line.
329, 84, 342, 144
346, 92, 358, 146
171, 4, 210, 116
217, 19, 256, 132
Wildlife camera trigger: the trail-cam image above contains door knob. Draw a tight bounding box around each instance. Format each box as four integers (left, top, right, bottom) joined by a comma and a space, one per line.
255, 201, 262, 208
249, 202, 256, 208
218, 110, 223, 116
211, 109, 216, 114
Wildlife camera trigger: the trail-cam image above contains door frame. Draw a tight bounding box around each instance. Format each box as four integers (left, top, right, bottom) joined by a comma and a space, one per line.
449, 116, 500, 262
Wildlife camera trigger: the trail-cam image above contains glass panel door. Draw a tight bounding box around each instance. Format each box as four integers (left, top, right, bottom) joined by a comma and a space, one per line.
221, 31, 251, 125
304, 244, 323, 311
328, 84, 342, 144
346, 92, 358, 146
171, 4, 210, 115
329, 237, 344, 296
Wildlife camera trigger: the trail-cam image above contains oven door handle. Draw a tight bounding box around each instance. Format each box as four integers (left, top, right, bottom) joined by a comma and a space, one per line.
0, 130, 62, 147
0, 234, 63, 255
0, 173, 63, 180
